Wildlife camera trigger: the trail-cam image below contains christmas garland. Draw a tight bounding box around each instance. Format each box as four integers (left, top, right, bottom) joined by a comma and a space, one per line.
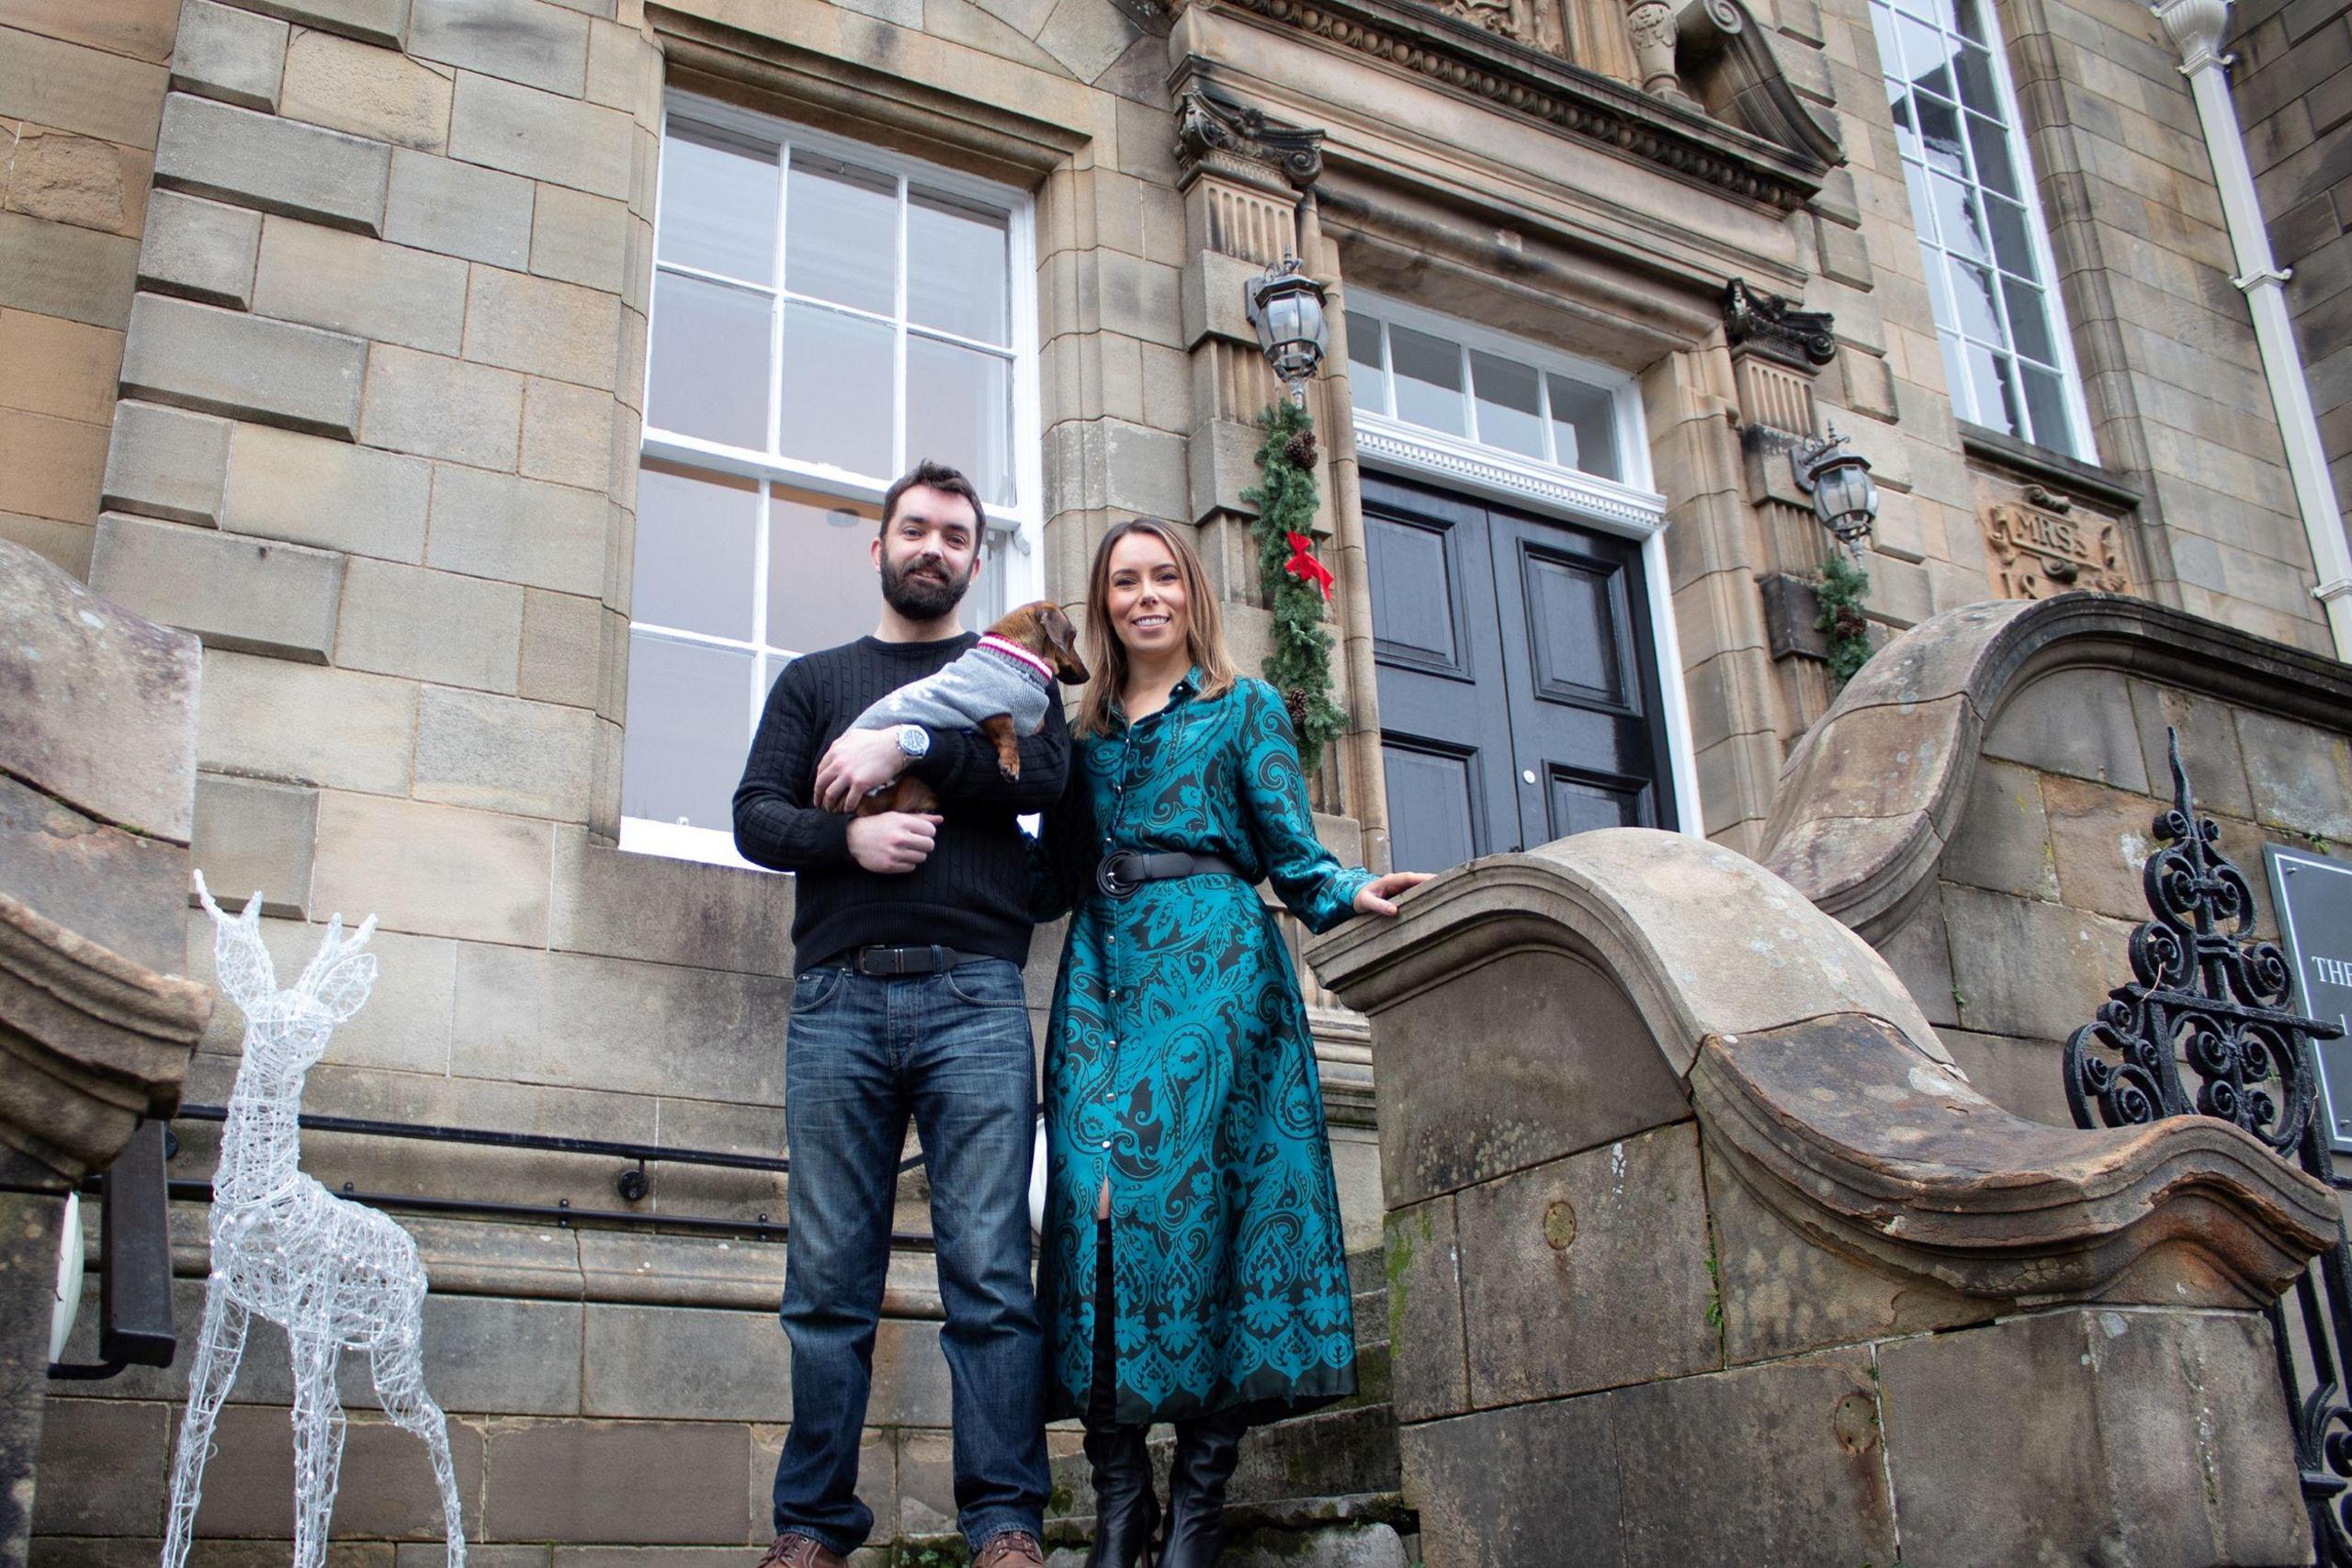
1815, 551, 1872, 686
1244, 399, 1349, 775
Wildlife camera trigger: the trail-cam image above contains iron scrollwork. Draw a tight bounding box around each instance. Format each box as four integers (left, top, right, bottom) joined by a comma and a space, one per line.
2063, 728, 2336, 1153
2062, 728, 2350, 1562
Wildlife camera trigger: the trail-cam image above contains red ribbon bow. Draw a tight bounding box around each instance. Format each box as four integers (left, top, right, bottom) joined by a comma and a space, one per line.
1283, 532, 1334, 603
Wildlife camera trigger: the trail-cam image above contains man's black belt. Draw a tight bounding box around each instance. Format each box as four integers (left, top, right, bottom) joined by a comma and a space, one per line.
1096, 850, 1244, 899
846, 944, 991, 976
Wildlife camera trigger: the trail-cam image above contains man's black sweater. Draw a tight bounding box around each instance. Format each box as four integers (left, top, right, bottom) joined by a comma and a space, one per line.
732, 633, 1070, 972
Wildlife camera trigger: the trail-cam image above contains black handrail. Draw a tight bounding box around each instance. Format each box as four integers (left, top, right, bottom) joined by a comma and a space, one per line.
173, 1102, 796, 1175
142, 1178, 937, 1252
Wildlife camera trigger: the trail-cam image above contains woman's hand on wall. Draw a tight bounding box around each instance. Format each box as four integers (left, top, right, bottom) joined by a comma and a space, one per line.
1352, 871, 1435, 918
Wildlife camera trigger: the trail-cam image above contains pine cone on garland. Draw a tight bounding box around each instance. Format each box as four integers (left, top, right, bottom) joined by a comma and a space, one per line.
1283, 429, 1318, 470
1283, 686, 1313, 733
1831, 605, 1868, 641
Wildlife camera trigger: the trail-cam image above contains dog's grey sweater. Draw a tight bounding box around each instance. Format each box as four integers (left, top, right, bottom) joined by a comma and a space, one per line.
852, 641, 1052, 737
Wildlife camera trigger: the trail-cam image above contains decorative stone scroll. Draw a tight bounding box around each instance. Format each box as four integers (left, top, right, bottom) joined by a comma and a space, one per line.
1175, 86, 1326, 194
1724, 276, 1836, 367
1982, 500, 2130, 599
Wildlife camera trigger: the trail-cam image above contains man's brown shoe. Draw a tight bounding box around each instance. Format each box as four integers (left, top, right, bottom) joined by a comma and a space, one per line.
755, 1532, 845, 1568
973, 1530, 1047, 1567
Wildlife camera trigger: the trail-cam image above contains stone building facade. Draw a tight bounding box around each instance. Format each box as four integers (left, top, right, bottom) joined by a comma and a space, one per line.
4, 0, 2348, 1551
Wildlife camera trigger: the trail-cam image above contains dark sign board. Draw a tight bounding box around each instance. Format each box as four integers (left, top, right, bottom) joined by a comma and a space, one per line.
2264, 844, 2352, 1156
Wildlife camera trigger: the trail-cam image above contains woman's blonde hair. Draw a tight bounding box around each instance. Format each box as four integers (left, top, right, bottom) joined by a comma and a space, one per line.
1072, 517, 1238, 739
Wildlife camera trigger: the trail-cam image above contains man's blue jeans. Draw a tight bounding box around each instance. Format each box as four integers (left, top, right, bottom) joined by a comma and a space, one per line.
771, 958, 1049, 1556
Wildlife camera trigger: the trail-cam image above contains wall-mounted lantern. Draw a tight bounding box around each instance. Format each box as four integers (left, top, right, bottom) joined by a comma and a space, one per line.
1791, 424, 1880, 551
1245, 257, 1329, 406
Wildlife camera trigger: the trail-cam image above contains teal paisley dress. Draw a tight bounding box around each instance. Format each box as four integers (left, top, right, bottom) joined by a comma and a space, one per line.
1032, 671, 1373, 1426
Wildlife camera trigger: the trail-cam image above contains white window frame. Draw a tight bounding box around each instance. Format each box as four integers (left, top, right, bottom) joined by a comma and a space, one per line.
1344, 292, 1705, 840
1869, 0, 2098, 459
621, 94, 1043, 870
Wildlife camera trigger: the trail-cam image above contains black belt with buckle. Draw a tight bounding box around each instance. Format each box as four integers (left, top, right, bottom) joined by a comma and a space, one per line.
847, 944, 989, 976
1095, 850, 1244, 899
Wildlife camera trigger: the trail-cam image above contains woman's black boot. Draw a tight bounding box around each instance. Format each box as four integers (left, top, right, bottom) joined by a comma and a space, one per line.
1086, 1215, 1157, 1567
1081, 1418, 1158, 1568
1157, 1407, 1248, 1568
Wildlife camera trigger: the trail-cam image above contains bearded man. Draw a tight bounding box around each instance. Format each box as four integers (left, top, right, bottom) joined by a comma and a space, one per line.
733, 459, 1065, 1568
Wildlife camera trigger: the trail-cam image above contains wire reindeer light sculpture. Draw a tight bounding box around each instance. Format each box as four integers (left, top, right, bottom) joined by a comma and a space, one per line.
164, 874, 466, 1568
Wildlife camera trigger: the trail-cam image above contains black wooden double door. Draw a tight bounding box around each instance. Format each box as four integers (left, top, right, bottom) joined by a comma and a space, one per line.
1364, 471, 1675, 874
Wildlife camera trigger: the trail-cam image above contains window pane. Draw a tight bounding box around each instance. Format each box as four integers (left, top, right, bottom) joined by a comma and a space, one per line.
907, 336, 1013, 508
778, 303, 894, 477
1390, 324, 1465, 435
1346, 310, 1387, 414
621, 633, 756, 832
1949, 256, 2003, 341
1986, 195, 2035, 276
659, 125, 778, 284
1549, 375, 1621, 480
1904, 157, 1938, 246
1967, 113, 2018, 197
634, 461, 758, 639
1896, 14, 1953, 96
1938, 331, 1970, 417
2004, 276, 2055, 363
1951, 0, 1986, 39
767, 487, 883, 655
1891, 92, 1919, 161
786, 153, 897, 315
1930, 174, 1989, 263
1470, 350, 1544, 458
1954, 43, 1999, 114
1966, 340, 2022, 434
648, 272, 772, 450
2020, 365, 2074, 456
1916, 94, 1966, 176
908, 186, 1010, 345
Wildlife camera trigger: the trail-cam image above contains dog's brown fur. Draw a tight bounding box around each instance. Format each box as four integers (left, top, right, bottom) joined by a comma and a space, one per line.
856, 600, 1088, 817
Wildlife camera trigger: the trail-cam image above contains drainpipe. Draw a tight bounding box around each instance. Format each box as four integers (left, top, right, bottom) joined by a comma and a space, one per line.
2155, 0, 2352, 660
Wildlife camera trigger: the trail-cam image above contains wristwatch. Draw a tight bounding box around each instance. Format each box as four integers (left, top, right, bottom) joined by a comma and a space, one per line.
894, 723, 931, 762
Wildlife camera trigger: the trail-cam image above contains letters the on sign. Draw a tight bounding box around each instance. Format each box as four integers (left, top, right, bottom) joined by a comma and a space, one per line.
2265, 844, 2352, 1153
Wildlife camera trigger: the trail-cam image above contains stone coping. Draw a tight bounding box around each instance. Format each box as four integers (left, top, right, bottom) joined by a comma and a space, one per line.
1758, 592, 2352, 940
1308, 827, 2337, 1311
0, 892, 212, 1190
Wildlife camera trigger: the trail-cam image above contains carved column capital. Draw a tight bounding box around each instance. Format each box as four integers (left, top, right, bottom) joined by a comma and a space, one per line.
1724, 277, 1838, 368
1173, 85, 1327, 197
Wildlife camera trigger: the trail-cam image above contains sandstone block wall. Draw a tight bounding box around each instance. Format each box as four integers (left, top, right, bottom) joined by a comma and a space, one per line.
2233, 0, 2352, 521
1875, 666, 2351, 1122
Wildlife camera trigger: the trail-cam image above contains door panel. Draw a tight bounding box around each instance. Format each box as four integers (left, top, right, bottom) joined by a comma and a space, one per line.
1363, 475, 1517, 871
1487, 503, 1672, 850
1365, 470, 1675, 873
1381, 741, 1483, 875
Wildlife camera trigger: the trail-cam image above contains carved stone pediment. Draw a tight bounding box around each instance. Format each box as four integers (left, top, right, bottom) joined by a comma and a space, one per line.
1675, 0, 1843, 169
1194, 0, 1836, 209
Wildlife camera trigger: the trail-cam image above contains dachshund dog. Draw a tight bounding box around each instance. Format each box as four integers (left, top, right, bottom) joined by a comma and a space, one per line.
850, 600, 1088, 816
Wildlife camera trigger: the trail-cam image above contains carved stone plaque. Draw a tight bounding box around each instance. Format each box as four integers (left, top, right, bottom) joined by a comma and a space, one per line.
1982, 502, 2130, 599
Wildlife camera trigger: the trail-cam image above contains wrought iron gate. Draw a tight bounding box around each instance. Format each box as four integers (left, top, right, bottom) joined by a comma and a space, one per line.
2064, 729, 2351, 1561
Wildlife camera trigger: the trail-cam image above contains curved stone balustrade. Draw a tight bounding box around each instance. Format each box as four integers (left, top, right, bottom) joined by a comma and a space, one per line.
1311, 827, 2335, 1312
1308, 826, 2324, 1564
1758, 591, 2352, 941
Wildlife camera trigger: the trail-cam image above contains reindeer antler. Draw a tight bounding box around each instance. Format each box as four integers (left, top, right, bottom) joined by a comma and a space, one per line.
295, 911, 380, 1023
193, 870, 277, 1007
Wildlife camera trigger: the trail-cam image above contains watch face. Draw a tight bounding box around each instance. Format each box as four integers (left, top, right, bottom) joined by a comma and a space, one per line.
899, 724, 929, 758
